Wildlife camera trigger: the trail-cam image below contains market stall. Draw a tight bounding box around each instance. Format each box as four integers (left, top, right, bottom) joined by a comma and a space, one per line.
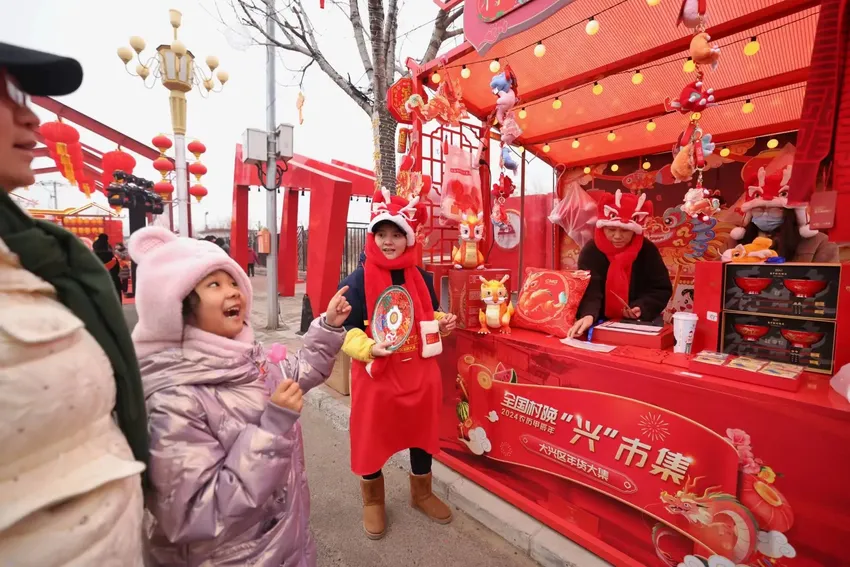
396, 0, 850, 565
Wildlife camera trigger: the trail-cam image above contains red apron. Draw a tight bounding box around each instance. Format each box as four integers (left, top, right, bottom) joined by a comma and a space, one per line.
349, 328, 442, 475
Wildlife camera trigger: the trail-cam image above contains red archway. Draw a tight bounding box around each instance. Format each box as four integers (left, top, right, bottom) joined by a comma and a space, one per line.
231, 145, 375, 318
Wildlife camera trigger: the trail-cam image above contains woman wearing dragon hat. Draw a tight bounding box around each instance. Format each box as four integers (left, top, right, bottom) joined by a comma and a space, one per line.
568, 190, 673, 339
722, 153, 838, 263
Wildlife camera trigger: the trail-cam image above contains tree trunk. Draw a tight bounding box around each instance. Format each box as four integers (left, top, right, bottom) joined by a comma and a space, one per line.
373, 105, 398, 194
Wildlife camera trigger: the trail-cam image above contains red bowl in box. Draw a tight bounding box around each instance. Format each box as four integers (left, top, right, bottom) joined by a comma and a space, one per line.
783, 279, 827, 298
735, 324, 770, 342
780, 329, 824, 348
735, 277, 773, 295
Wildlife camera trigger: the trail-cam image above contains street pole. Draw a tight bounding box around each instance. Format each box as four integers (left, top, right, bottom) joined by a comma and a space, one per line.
173, 129, 189, 237
265, 0, 280, 330
51, 181, 59, 209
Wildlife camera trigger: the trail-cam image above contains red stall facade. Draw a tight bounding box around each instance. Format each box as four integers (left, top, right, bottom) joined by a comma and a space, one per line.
401, 0, 850, 565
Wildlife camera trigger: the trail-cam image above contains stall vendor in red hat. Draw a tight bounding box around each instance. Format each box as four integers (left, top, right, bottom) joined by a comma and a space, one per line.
721, 154, 838, 263
338, 187, 458, 540
568, 189, 673, 339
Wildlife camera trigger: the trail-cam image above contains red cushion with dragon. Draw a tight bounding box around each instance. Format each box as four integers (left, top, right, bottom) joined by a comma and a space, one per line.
514, 268, 591, 338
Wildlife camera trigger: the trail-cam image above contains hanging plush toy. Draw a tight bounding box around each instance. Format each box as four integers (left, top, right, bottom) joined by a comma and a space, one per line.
405, 74, 468, 126
665, 80, 716, 114
491, 173, 515, 228
690, 33, 720, 70
678, 0, 707, 29
296, 92, 306, 125
682, 184, 720, 221
489, 65, 522, 173
671, 143, 695, 182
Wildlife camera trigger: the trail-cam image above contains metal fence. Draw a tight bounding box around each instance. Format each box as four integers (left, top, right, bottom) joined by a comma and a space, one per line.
296, 223, 368, 282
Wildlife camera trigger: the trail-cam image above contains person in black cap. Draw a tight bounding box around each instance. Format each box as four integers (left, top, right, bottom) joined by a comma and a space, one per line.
0, 43, 147, 565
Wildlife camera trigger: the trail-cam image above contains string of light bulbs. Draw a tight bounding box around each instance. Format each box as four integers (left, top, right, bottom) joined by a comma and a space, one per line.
535, 84, 805, 154
433, 10, 818, 115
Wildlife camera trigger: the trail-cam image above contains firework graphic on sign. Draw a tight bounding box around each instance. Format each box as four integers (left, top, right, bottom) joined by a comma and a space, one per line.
639, 412, 670, 442
500, 442, 513, 458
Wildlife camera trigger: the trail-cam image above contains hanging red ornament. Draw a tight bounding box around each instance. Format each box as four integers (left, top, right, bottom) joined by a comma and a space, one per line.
187, 140, 206, 159
188, 161, 207, 181
154, 180, 175, 198
101, 149, 137, 187
39, 121, 80, 145
152, 157, 175, 177
189, 184, 208, 202
151, 134, 173, 153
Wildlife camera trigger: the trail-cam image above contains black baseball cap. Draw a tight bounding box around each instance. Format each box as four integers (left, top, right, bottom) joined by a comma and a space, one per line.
0, 41, 83, 96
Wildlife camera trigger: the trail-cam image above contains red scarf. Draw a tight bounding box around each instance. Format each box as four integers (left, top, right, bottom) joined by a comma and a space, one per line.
593, 228, 643, 320
364, 236, 434, 337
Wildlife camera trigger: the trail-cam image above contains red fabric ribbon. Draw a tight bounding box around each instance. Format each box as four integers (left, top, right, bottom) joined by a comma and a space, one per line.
593, 228, 643, 320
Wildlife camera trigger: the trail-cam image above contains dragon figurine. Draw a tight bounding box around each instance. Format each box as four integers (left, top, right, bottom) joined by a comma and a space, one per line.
452, 211, 485, 269
478, 275, 514, 335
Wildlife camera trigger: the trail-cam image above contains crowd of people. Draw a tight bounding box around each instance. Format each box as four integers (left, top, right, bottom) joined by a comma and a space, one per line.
1, 41, 456, 566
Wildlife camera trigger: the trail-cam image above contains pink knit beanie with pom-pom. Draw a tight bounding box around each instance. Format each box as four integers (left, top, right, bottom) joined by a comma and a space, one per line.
128, 227, 252, 357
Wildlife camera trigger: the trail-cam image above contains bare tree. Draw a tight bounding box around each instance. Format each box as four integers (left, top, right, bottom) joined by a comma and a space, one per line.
230, 0, 462, 193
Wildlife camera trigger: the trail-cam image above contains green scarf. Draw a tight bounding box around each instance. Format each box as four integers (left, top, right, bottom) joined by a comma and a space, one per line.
0, 191, 149, 474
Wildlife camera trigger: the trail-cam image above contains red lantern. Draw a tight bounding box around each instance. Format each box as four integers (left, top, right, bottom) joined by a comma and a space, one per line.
151, 134, 172, 152
153, 157, 175, 176
189, 184, 208, 203
102, 149, 137, 187
39, 121, 80, 145
187, 140, 206, 159
188, 161, 207, 181
154, 180, 175, 198
739, 473, 794, 533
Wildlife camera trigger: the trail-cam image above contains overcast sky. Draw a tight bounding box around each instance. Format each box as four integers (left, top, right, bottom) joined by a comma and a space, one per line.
2, 0, 552, 233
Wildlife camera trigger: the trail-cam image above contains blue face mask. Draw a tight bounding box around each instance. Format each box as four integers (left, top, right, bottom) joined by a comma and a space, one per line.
752, 215, 784, 233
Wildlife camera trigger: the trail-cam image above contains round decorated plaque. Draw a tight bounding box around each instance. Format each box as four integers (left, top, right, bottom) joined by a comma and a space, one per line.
370, 285, 415, 351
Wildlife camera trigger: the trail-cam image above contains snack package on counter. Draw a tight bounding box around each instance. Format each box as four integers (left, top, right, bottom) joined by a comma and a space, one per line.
830, 364, 850, 402
440, 143, 482, 225
548, 180, 598, 249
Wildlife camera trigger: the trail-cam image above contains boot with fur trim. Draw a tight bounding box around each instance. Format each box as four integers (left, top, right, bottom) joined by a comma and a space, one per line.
360, 475, 386, 539
409, 472, 452, 524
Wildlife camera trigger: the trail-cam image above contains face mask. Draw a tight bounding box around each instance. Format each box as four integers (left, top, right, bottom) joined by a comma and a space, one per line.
752, 215, 784, 233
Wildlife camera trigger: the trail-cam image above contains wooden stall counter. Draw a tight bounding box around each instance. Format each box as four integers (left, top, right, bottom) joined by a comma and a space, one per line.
435, 328, 850, 567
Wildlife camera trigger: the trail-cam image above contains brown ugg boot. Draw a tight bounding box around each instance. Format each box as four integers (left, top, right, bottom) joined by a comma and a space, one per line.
409, 472, 453, 524
360, 475, 387, 540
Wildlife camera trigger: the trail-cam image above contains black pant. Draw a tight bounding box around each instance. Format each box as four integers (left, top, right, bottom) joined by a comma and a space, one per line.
248, 263, 255, 277
363, 448, 432, 480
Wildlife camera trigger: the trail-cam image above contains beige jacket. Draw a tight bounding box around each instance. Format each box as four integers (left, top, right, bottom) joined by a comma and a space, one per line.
0, 237, 145, 566
722, 231, 839, 263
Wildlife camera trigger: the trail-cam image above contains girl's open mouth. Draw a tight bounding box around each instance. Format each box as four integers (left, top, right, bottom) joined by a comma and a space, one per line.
224, 306, 241, 318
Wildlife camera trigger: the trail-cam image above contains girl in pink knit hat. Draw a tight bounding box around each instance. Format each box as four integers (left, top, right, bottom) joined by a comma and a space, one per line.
128, 226, 350, 567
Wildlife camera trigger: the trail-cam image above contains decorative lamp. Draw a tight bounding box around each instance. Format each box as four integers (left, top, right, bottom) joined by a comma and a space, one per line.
607, 131, 616, 142
151, 134, 172, 152
431, 72, 441, 84
518, 107, 527, 119
586, 17, 599, 35
632, 70, 644, 85
534, 42, 546, 58
154, 180, 175, 198
188, 161, 208, 181
583, 166, 591, 174
542, 143, 551, 153
461, 65, 471, 79
189, 184, 208, 202
719, 146, 731, 157
592, 81, 603, 95
767, 138, 779, 149
646, 120, 656, 131
683, 58, 696, 73
187, 140, 206, 159
552, 98, 562, 110
742, 99, 755, 114
572, 138, 580, 149
489, 59, 500, 73
611, 164, 619, 172
642, 161, 651, 170
744, 37, 760, 56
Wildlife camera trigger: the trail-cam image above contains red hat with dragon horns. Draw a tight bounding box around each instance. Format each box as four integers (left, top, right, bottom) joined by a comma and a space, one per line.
730, 147, 817, 240
368, 186, 428, 247
595, 189, 654, 235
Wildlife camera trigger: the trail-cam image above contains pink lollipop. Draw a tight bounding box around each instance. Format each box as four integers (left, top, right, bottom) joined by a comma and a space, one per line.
265, 343, 290, 393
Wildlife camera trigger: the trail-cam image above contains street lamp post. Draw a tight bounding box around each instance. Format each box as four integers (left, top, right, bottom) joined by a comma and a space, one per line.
116, 9, 228, 237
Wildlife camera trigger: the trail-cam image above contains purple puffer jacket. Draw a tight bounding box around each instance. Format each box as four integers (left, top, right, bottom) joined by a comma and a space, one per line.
138, 318, 344, 567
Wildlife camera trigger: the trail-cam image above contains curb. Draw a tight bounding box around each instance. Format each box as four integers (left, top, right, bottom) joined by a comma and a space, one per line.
305, 387, 612, 567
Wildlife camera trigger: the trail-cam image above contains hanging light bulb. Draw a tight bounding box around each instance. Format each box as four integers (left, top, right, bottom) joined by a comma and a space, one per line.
542, 143, 551, 153
647, 0, 661, 5
518, 107, 527, 119
683, 57, 696, 73
742, 99, 755, 114
719, 146, 731, 157
552, 97, 562, 110
572, 138, 580, 149
607, 131, 616, 142
534, 42, 546, 58
642, 161, 651, 170
584, 166, 592, 174
592, 81, 603, 95
744, 37, 760, 56
586, 17, 600, 35
431, 71, 441, 84
461, 65, 471, 79
611, 164, 619, 172
489, 59, 501, 73
646, 120, 657, 131
632, 70, 644, 85
767, 138, 779, 149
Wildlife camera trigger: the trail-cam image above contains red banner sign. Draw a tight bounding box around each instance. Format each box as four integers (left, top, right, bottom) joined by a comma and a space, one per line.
463, 0, 576, 55
454, 364, 750, 558
387, 77, 419, 125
